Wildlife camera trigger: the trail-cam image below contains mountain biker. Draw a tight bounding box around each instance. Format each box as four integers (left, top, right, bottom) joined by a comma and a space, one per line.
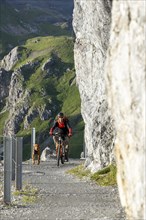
49, 112, 72, 160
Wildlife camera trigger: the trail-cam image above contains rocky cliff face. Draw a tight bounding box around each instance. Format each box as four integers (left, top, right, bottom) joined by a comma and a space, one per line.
73, 0, 114, 172
4, 69, 30, 135
73, 0, 145, 219
0, 47, 52, 136
105, 1, 145, 219
0, 68, 12, 110
0, 47, 22, 71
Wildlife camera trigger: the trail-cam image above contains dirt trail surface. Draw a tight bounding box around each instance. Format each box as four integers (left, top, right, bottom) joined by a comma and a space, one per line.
0, 159, 126, 220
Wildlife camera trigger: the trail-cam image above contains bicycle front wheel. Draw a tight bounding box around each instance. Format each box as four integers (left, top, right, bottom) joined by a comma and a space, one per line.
57, 144, 60, 167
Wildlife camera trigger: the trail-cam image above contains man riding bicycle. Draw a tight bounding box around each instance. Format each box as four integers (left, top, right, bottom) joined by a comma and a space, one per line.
49, 112, 72, 161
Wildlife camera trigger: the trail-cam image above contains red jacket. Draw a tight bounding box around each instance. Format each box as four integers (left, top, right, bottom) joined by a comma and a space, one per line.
50, 118, 72, 136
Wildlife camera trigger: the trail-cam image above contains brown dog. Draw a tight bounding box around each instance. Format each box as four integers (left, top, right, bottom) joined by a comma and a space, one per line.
32, 144, 40, 165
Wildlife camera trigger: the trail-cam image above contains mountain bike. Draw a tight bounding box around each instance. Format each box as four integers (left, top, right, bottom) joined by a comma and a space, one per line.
53, 132, 65, 167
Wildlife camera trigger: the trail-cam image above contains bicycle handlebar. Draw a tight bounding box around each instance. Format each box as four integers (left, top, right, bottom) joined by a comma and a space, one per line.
52, 132, 65, 137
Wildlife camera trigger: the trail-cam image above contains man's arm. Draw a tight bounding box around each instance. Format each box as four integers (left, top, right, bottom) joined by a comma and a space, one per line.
49, 121, 58, 135
66, 121, 72, 136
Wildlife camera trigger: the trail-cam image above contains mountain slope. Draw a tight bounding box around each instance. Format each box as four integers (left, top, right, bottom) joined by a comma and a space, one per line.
0, 0, 83, 158
0, 0, 74, 58
0, 35, 84, 159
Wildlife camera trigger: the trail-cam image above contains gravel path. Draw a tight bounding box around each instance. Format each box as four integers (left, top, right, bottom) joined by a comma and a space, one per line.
0, 159, 126, 220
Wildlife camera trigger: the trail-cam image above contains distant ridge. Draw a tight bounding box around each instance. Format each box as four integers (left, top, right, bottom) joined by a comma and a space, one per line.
6, 0, 74, 17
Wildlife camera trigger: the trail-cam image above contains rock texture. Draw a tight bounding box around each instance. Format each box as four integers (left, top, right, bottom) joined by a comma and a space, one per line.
4, 69, 30, 135
40, 147, 55, 161
105, 1, 146, 219
73, 0, 145, 219
0, 68, 12, 109
73, 0, 114, 172
0, 47, 22, 71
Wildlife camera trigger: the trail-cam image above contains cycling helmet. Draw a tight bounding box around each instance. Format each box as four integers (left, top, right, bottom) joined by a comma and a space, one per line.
57, 112, 64, 118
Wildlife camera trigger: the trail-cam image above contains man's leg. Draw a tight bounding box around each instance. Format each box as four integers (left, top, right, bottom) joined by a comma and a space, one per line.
64, 137, 69, 161
64, 137, 69, 150
53, 136, 59, 155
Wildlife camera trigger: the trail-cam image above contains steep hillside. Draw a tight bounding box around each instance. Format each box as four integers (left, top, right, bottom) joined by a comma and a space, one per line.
0, 36, 84, 159
0, 0, 73, 58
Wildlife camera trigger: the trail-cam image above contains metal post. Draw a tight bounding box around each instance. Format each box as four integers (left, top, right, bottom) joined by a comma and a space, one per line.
3, 137, 12, 204
12, 137, 16, 181
31, 127, 35, 155
0, 137, 3, 162
15, 137, 23, 190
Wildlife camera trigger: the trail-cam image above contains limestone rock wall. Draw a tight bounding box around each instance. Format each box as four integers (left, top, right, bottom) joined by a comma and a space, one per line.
73, 0, 145, 219
105, 1, 146, 219
73, 0, 114, 172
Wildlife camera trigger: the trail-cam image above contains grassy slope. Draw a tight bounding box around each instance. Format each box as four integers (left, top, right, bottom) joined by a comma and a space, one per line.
9, 36, 84, 159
